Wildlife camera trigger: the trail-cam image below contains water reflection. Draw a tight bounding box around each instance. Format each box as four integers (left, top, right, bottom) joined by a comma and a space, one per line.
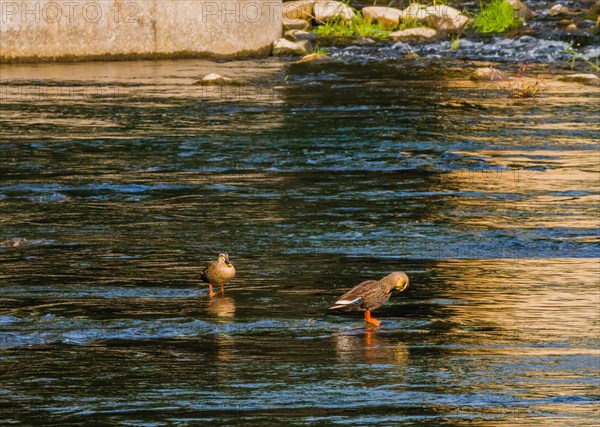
0, 58, 598, 426
207, 295, 236, 318
335, 329, 409, 367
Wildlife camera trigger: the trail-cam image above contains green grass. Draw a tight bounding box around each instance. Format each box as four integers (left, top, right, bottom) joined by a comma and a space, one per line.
566, 46, 600, 72
473, 0, 522, 34
313, 13, 393, 39
312, 44, 330, 55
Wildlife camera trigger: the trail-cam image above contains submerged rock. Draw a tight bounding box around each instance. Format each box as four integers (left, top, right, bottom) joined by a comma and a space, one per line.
390, 27, 438, 42
560, 73, 600, 86
296, 53, 332, 63
354, 36, 376, 45
283, 17, 311, 31
362, 6, 403, 29
273, 38, 312, 56
313, 0, 355, 23
283, 0, 316, 20
196, 73, 234, 85
549, 4, 576, 16
471, 67, 507, 81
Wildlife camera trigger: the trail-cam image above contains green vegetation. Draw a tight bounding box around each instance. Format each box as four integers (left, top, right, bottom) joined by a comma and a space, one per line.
450, 34, 461, 50
506, 79, 546, 98
473, 0, 522, 34
313, 13, 393, 39
566, 46, 600, 72
312, 44, 330, 55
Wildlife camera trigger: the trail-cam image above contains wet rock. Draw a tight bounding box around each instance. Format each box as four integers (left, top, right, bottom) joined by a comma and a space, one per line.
296, 53, 331, 63
424, 5, 470, 33
471, 67, 506, 81
549, 4, 576, 16
400, 3, 429, 21
283, 0, 316, 20
507, 0, 536, 20
579, 19, 597, 27
273, 38, 312, 56
396, 4, 469, 34
390, 27, 438, 42
585, 1, 600, 20
283, 17, 311, 31
284, 29, 317, 42
354, 36, 376, 45
313, 0, 355, 24
362, 6, 403, 29
196, 73, 234, 85
559, 73, 600, 86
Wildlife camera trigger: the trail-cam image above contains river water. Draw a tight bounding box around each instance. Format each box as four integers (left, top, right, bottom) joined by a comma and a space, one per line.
1, 58, 599, 425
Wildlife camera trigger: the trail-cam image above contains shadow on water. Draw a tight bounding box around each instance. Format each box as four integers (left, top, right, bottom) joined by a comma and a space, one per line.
0, 58, 599, 425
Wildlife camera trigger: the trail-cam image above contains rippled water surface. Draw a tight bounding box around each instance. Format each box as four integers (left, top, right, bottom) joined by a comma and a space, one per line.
1, 59, 599, 426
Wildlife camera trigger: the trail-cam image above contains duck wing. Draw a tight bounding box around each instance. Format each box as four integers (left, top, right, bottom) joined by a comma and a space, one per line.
329, 280, 378, 311
200, 261, 217, 283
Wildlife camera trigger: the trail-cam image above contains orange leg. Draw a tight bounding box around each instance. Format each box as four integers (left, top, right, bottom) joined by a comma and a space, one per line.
364, 310, 381, 326
209, 284, 216, 298
220, 284, 225, 294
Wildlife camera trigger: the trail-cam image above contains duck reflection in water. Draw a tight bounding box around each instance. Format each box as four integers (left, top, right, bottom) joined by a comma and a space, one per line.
335, 329, 409, 366
207, 295, 236, 318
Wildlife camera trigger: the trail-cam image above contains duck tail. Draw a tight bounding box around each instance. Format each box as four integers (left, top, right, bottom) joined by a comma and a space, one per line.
199, 271, 210, 283
329, 297, 361, 310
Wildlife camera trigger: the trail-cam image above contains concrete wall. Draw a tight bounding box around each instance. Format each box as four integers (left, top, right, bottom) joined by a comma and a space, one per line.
0, 0, 281, 62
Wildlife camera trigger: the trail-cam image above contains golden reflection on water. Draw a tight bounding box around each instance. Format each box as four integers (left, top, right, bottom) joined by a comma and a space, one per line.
335, 329, 409, 366
207, 295, 236, 318
432, 258, 599, 345
436, 148, 599, 230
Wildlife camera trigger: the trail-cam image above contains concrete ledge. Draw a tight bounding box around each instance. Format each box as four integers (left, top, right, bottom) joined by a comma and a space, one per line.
0, 0, 282, 62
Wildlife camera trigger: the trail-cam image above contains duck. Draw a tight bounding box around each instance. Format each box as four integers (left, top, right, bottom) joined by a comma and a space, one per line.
200, 253, 236, 297
329, 272, 409, 326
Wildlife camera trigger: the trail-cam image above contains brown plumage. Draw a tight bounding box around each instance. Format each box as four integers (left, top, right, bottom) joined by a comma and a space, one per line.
200, 253, 236, 297
329, 272, 409, 326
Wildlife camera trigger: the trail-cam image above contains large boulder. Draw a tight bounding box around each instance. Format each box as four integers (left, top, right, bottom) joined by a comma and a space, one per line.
273, 38, 312, 56
283, 1, 316, 20
362, 6, 403, 29
424, 5, 470, 33
389, 27, 438, 42
313, 0, 355, 23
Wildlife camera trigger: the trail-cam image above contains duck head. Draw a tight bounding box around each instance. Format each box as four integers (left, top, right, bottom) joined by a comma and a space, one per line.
382, 271, 409, 293
218, 253, 233, 267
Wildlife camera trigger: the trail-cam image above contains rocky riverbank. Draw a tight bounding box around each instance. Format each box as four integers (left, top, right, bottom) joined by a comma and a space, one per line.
272, 0, 600, 71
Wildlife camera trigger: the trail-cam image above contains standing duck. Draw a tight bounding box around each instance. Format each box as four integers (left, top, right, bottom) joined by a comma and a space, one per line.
200, 253, 236, 297
329, 272, 409, 326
